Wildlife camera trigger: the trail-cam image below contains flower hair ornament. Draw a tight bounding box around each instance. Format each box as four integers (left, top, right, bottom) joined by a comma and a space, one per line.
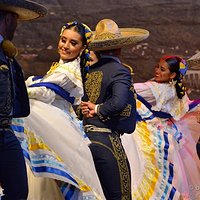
60, 21, 93, 81
177, 57, 189, 95
161, 55, 188, 76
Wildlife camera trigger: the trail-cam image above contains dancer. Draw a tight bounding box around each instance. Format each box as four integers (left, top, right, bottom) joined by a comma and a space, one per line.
121, 55, 200, 200
81, 18, 149, 200
0, 0, 46, 199
12, 21, 105, 200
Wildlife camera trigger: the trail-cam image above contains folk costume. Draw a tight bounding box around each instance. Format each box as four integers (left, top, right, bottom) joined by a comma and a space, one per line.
0, 1, 46, 199
82, 19, 149, 200
12, 22, 105, 200
121, 57, 200, 200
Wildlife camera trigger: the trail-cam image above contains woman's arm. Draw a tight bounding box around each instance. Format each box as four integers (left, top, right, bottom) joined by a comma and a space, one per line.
27, 72, 77, 104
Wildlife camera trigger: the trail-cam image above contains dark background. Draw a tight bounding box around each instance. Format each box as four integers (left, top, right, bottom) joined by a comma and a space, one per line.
13, 0, 200, 98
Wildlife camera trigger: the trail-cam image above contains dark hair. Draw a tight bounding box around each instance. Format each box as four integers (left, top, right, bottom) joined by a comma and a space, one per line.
0, 11, 7, 21
90, 51, 101, 64
93, 51, 101, 60
65, 22, 87, 45
165, 56, 186, 99
64, 23, 88, 80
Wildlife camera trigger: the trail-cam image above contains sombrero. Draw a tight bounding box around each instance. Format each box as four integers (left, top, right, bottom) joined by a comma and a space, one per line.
187, 52, 200, 69
89, 19, 149, 51
0, 0, 47, 20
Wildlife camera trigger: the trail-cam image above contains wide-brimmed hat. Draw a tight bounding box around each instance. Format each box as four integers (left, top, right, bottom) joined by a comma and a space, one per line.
0, 0, 47, 20
89, 19, 149, 51
187, 52, 200, 69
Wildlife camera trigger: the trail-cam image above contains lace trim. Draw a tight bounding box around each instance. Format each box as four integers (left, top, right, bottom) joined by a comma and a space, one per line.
49, 58, 83, 103
145, 81, 189, 120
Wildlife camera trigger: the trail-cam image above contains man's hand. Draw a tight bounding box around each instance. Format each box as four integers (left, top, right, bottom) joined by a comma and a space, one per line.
81, 101, 96, 118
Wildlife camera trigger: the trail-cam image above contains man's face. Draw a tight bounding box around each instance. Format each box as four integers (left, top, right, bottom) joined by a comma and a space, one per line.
5, 13, 18, 40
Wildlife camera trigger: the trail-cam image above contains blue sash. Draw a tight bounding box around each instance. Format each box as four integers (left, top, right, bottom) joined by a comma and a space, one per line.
137, 94, 172, 119
29, 82, 75, 105
137, 94, 200, 119
189, 99, 200, 111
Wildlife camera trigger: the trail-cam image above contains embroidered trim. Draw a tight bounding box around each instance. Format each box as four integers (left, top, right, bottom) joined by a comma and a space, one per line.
109, 134, 131, 200
146, 81, 189, 120
85, 71, 103, 103
120, 104, 132, 117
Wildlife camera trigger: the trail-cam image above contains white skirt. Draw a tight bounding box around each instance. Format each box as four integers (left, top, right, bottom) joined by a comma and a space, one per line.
12, 99, 105, 200
121, 99, 200, 200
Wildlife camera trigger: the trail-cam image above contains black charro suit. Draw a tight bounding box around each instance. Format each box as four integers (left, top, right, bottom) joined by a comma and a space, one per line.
82, 56, 136, 200
0, 38, 29, 200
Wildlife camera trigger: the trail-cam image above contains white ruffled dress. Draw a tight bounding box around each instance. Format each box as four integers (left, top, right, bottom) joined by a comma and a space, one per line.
121, 81, 200, 200
12, 58, 105, 200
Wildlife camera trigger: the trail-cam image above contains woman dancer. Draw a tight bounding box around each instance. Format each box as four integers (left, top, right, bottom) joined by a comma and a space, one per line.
12, 21, 104, 200
122, 55, 200, 200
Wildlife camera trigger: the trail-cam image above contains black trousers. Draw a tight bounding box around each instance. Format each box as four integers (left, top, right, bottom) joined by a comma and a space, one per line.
87, 131, 131, 200
0, 127, 28, 200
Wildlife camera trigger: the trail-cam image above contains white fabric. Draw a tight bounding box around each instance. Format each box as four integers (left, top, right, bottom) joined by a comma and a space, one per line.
13, 57, 105, 200
136, 81, 189, 120
25, 99, 105, 199
134, 82, 156, 105
122, 81, 200, 200
26, 164, 65, 200
26, 57, 84, 108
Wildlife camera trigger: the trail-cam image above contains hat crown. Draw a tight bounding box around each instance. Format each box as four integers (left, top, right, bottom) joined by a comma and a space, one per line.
89, 18, 149, 51
95, 19, 121, 40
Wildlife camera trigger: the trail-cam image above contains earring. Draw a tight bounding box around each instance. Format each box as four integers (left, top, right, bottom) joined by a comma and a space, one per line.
169, 79, 174, 86
169, 79, 176, 86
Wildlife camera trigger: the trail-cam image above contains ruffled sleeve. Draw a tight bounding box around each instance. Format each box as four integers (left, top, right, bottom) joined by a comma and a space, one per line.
27, 58, 84, 105
145, 81, 189, 120
134, 82, 156, 106
52, 58, 83, 99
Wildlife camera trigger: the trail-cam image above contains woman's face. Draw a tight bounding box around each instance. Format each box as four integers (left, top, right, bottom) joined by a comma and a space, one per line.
154, 59, 174, 83
58, 29, 85, 61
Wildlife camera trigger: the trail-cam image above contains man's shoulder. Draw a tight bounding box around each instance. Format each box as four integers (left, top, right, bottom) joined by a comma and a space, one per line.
99, 58, 126, 69
92, 58, 130, 78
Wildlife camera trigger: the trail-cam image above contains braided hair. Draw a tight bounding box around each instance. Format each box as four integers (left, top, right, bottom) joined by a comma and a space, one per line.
60, 21, 93, 82
161, 55, 188, 99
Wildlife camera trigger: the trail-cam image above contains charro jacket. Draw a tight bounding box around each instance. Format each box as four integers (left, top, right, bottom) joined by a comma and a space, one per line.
83, 57, 136, 133
0, 44, 30, 118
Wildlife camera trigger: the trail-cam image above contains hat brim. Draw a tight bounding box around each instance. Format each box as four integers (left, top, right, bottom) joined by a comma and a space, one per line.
0, 0, 47, 21
89, 28, 149, 51
187, 52, 200, 69
187, 59, 200, 69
